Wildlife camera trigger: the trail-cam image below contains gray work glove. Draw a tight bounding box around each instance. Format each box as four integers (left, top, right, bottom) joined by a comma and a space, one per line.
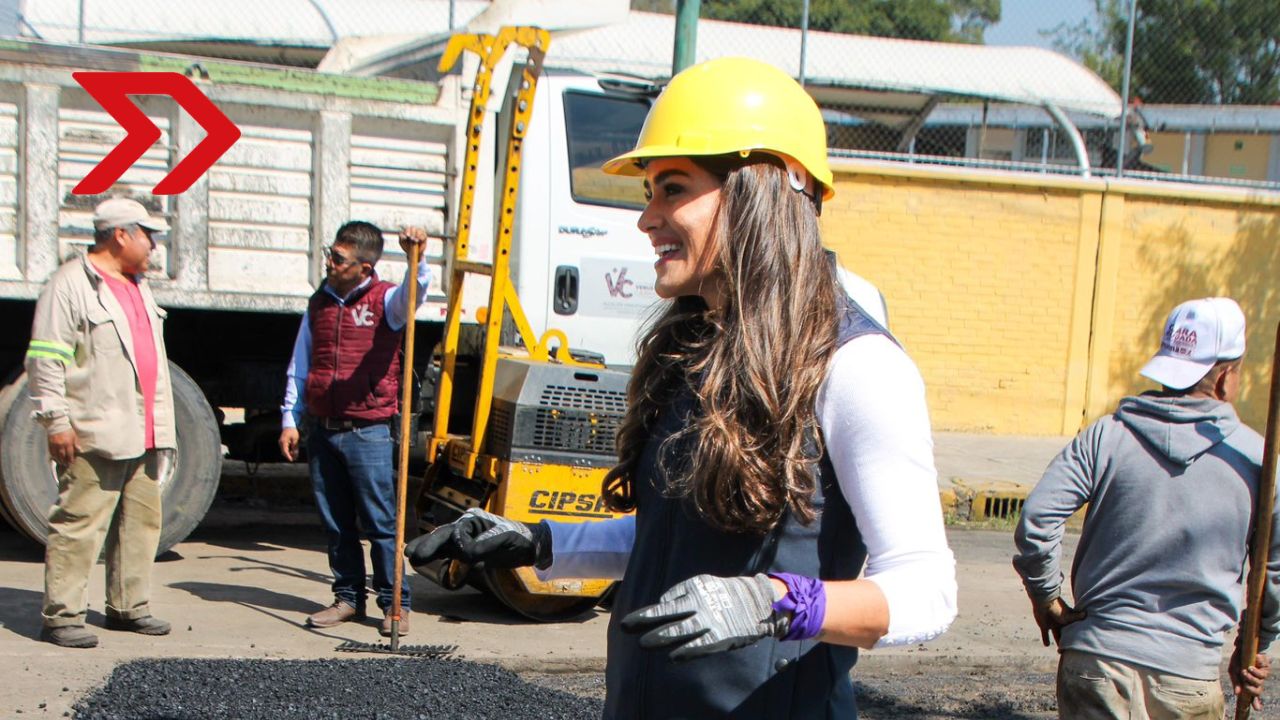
405, 508, 551, 570
620, 573, 789, 661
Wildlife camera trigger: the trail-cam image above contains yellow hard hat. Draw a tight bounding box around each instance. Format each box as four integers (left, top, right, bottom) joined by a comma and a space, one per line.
602, 56, 834, 200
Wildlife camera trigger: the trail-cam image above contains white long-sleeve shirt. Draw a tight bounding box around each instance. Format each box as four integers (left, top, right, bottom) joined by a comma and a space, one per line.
538, 333, 957, 648
281, 260, 432, 429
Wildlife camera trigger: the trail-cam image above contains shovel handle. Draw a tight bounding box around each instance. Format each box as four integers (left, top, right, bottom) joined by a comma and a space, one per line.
390, 238, 423, 651
1236, 322, 1280, 720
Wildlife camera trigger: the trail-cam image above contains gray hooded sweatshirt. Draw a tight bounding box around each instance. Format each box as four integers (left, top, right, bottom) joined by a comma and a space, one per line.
1014, 393, 1280, 680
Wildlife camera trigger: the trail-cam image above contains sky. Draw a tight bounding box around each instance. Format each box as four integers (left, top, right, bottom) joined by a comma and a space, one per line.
0, 0, 16, 37
984, 0, 1098, 49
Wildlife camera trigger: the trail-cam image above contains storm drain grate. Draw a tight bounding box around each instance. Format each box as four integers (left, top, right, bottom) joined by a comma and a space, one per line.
983, 495, 1025, 520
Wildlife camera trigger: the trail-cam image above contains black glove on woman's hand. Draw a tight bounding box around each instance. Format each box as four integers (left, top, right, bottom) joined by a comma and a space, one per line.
621, 573, 788, 661
405, 508, 552, 569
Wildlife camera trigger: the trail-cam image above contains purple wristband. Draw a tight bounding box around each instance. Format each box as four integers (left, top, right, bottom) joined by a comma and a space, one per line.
770, 572, 826, 641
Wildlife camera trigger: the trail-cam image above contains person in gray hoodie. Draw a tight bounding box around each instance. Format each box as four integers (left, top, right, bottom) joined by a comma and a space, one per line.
1014, 297, 1277, 719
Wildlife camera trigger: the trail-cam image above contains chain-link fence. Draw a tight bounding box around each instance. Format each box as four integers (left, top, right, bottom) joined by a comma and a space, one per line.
1087, 0, 1280, 188
6, 0, 1278, 189
669, 0, 1279, 189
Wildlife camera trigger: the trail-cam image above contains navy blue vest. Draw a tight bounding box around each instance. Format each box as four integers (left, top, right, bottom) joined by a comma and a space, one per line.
604, 298, 893, 719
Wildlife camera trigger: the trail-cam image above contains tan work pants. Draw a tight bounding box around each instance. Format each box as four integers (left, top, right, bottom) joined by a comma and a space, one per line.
1057, 649, 1223, 720
42, 451, 161, 628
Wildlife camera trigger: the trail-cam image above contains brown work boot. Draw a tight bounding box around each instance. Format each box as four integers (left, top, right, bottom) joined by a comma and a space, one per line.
40, 625, 99, 648
306, 600, 364, 628
105, 615, 171, 636
379, 607, 410, 637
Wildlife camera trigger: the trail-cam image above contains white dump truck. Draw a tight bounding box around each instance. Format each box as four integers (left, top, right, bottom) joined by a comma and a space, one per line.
0, 37, 670, 551
0, 35, 892, 553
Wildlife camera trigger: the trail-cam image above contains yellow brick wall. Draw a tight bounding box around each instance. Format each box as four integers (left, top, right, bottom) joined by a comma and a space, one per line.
822, 168, 1091, 434
823, 161, 1280, 434
1096, 189, 1280, 429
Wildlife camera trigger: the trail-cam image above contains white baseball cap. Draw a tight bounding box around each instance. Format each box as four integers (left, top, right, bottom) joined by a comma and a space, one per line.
1139, 297, 1246, 390
92, 198, 170, 233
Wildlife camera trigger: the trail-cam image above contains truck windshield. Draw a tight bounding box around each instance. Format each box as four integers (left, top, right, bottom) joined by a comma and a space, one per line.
563, 90, 649, 210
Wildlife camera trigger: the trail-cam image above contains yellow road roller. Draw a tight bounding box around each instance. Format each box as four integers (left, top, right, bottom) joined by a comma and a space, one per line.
412, 27, 630, 621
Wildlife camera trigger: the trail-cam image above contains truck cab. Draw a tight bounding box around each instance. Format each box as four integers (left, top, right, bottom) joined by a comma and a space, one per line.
501, 67, 887, 368
505, 69, 659, 368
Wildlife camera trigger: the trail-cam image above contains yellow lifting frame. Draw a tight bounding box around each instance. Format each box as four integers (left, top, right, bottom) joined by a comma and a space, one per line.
430, 27, 599, 478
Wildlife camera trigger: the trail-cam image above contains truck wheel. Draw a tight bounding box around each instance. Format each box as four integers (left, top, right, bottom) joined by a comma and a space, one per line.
0, 373, 25, 530
0, 363, 222, 554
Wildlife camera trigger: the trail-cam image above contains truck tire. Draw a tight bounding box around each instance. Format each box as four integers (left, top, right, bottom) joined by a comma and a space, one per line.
0, 372, 25, 530
0, 363, 222, 554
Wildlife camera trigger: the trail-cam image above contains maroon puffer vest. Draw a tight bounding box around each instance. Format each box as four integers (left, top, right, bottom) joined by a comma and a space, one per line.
304, 274, 402, 421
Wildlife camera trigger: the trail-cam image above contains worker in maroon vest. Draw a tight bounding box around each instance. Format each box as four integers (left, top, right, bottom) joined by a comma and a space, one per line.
278, 221, 430, 637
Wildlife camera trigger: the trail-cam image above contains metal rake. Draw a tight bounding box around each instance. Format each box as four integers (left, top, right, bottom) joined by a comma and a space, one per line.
334, 640, 458, 658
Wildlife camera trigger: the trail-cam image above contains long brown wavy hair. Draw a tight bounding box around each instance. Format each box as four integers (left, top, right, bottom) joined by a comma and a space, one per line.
602, 156, 844, 534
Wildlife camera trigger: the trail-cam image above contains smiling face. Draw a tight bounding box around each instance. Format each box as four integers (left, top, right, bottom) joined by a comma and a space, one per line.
639, 157, 724, 306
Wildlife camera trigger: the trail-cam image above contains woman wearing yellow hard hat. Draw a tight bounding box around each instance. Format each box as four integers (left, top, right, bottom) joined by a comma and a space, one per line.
407, 56, 956, 718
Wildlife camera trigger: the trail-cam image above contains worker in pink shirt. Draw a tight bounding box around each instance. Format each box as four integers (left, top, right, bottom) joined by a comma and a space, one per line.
27, 197, 177, 648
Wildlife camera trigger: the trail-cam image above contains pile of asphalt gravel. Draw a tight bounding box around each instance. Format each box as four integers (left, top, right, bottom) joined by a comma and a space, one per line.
74, 658, 603, 720
854, 672, 1058, 720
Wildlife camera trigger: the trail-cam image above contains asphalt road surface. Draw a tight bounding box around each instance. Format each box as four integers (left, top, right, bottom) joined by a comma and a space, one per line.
0, 463, 1269, 719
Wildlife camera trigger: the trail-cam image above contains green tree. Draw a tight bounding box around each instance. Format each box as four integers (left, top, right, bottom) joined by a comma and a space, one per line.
631, 0, 676, 11
1043, 6, 1123, 90
1047, 0, 1279, 104
630, 0, 1001, 43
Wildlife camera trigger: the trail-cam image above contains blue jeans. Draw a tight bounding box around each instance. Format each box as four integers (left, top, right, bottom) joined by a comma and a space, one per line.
307, 422, 409, 612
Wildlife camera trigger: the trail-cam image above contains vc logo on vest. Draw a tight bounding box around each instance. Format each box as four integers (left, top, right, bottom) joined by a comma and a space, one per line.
350, 304, 375, 327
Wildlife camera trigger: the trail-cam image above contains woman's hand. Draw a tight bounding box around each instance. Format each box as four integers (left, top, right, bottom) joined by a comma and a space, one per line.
621, 574, 787, 660
405, 508, 550, 569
